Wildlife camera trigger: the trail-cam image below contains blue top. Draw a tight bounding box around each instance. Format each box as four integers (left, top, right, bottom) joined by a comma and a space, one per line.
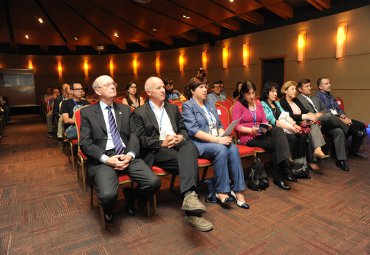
261, 100, 286, 126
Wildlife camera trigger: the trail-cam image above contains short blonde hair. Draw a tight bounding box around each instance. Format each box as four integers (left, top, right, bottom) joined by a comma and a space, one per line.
281, 81, 297, 94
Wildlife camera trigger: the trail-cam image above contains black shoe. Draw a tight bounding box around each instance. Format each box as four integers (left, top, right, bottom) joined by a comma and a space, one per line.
123, 188, 136, 216
104, 213, 113, 223
273, 179, 290, 190
336, 160, 350, 171
47, 132, 53, 138
285, 158, 304, 170
285, 170, 298, 182
350, 152, 368, 159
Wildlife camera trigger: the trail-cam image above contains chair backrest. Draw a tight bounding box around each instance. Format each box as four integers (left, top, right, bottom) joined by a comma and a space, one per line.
216, 99, 233, 109
335, 97, 345, 111
74, 108, 82, 142
169, 100, 183, 112
215, 103, 234, 137
114, 96, 124, 104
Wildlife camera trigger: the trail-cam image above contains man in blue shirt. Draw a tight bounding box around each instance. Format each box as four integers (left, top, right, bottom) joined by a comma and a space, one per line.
316, 77, 367, 159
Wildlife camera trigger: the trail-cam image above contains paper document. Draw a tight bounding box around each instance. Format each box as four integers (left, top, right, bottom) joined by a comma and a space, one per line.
221, 118, 241, 137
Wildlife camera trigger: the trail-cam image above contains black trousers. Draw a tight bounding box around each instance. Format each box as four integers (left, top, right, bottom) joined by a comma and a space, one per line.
286, 133, 307, 159
89, 157, 161, 214
153, 140, 199, 195
347, 119, 366, 154
247, 127, 292, 179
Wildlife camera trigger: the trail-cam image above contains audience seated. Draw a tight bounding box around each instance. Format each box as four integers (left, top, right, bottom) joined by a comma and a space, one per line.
231, 81, 303, 190
121, 81, 145, 108
164, 78, 187, 102
46, 88, 60, 138
279, 81, 329, 173
316, 77, 367, 159
207, 81, 227, 105
79, 75, 160, 223
297, 79, 350, 171
53, 83, 70, 140
132, 76, 213, 232
60, 83, 89, 140
218, 80, 227, 98
182, 76, 249, 209
232, 81, 243, 100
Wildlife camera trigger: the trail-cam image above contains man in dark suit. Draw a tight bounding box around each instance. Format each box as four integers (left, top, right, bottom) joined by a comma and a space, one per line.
297, 79, 350, 171
132, 76, 213, 232
80, 75, 160, 223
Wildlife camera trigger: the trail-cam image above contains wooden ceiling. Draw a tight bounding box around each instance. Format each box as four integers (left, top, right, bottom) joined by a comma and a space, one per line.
0, 0, 368, 55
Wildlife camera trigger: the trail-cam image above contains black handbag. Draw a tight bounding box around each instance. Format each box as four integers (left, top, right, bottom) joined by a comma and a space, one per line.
290, 157, 310, 179
247, 157, 269, 191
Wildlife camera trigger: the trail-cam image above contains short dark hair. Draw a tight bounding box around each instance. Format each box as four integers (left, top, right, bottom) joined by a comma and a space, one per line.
163, 78, 173, 86
211, 81, 221, 88
317, 77, 328, 87
187, 76, 207, 99
71, 82, 82, 90
297, 79, 310, 89
260, 81, 278, 101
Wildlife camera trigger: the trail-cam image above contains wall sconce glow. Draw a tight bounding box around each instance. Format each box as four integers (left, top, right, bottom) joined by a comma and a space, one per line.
28, 60, 33, 70
222, 47, 229, 69
155, 56, 160, 74
336, 22, 348, 60
179, 53, 185, 72
242, 42, 250, 67
297, 30, 306, 63
202, 51, 208, 70
83, 59, 89, 77
57, 60, 63, 78
109, 59, 114, 77
132, 57, 138, 76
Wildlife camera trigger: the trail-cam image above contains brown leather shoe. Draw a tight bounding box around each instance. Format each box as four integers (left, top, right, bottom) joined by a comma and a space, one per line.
308, 163, 323, 174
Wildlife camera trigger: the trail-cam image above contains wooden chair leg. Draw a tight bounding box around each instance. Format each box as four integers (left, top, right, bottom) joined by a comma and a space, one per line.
153, 194, 157, 216
200, 166, 209, 183
146, 200, 151, 217
170, 174, 177, 191
81, 161, 86, 192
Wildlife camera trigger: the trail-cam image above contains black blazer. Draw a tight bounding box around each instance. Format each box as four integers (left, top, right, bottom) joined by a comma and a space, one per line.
132, 101, 188, 166
79, 102, 139, 168
279, 97, 309, 122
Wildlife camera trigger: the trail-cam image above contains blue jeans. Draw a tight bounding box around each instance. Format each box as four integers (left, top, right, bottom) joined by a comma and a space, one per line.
199, 143, 245, 193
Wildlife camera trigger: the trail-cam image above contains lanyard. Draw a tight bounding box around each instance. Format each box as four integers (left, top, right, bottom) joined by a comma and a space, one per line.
247, 104, 257, 125
201, 105, 216, 127
149, 101, 165, 131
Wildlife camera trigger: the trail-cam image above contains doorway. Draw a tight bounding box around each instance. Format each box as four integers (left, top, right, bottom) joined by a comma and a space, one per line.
261, 57, 285, 97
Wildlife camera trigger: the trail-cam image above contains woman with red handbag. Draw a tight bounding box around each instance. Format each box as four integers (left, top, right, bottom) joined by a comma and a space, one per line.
279, 81, 329, 173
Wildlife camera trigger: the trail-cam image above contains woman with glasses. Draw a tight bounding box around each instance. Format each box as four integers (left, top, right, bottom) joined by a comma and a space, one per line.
122, 81, 144, 109
182, 76, 249, 209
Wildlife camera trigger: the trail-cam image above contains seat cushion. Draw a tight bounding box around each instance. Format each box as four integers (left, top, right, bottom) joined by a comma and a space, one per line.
118, 174, 131, 184
152, 165, 167, 176
197, 158, 212, 167
236, 145, 255, 157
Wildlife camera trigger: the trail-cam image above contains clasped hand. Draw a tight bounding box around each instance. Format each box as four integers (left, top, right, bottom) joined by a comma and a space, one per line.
106, 154, 132, 170
162, 134, 183, 148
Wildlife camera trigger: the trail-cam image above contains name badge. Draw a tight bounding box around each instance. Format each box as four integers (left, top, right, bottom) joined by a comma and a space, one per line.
210, 128, 218, 137
159, 129, 167, 140
330, 108, 338, 116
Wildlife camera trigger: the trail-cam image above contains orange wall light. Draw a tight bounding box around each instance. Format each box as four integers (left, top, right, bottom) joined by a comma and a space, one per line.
83, 59, 89, 78
179, 53, 185, 72
109, 59, 114, 77
336, 22, 348, 60
222, 47, 229, 69
202, 51, 208, 70
297, 30, 306, 63
242, 42, 250, 67
28, 59, 33, 70
132, 57, 138, 76
155, 56, 160, 74
57, 60, 63, 79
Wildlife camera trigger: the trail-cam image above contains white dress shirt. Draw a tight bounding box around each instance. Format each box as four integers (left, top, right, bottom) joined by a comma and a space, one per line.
99, 101, 135, 164
149, 100, 175, 140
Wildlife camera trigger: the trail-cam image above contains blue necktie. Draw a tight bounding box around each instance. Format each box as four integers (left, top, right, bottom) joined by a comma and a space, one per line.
107, 106, 125, 155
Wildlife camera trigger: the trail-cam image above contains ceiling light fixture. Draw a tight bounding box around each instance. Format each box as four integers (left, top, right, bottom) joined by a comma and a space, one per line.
74, 36, 78, 41
182, 14, 190, 19
229, 0, 234, 2
152, 27, 158, 32
114, 32, 119, 38
38, 18, 43, 23
25, 34, 29, 39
